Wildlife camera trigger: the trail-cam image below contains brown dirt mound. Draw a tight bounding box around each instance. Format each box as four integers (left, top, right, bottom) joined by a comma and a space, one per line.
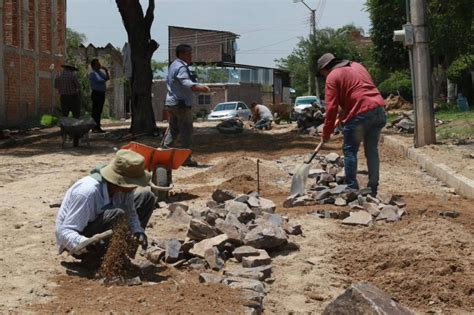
331, 208, 474, 313
98, 218, 137, 280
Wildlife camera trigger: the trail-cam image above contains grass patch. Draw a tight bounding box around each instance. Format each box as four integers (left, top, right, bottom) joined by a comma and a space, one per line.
435, 109, 474, 140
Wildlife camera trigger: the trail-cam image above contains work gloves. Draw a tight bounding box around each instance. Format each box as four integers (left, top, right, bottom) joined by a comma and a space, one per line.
134, 232, 148, 250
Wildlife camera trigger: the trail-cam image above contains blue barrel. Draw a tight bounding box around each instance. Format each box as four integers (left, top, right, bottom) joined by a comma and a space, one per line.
457, 94, 470, 112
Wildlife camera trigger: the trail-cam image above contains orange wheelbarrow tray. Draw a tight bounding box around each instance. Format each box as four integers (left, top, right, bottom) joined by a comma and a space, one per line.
121, 142, 192, 192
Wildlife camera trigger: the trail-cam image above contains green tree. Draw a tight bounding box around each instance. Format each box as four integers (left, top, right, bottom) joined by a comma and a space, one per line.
151, 60, 167, 79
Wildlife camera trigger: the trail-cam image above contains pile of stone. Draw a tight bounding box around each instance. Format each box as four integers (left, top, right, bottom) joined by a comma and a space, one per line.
144, 189, 302, 314
216, 118, 244, 134
389, 110, 444, 133
285, 152, 407, 226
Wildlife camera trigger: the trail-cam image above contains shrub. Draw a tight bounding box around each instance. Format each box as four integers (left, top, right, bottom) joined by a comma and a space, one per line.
378, 70, 413, 101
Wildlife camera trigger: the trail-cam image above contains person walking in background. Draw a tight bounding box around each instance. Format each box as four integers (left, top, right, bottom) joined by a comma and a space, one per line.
163, 44, 210, 167
89, 59, 109, 133
54, 64, 81, 119
316, 53, 386, 196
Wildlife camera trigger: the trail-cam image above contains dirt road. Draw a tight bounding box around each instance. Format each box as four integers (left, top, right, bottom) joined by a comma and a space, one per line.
0, 122, 472, 314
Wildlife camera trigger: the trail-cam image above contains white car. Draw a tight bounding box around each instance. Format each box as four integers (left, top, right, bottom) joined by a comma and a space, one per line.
294, 96, 321, 114
207, 102, 252, 121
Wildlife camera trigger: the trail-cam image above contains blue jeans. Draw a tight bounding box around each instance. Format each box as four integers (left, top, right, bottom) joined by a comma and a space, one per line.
343, 106, 387, 195
255, 118, 271, 129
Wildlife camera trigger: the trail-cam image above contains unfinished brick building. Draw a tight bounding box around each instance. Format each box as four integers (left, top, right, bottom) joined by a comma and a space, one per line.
0, 0, 66, 127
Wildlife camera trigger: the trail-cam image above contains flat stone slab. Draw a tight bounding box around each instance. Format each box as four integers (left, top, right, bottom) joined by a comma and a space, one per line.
204, 247, 224, 271
330, 184, 348, 195
334, 198, 347, 207
242, 250, 271, 268
190, 234, 229, 258
364, 203, 381, 217
223, 277, 266, 294
376, 205, 400, 222
232, 246, 261, 262
342, 211, 373, 226
199, 273, 223, 284
325, 153, 340, 163
212, 189, 237, 203
323, 282, 415, 315
187, 219, 218, 241
225, 200, 255, 223
243, 223, 288, 249
165, 239, 182, 263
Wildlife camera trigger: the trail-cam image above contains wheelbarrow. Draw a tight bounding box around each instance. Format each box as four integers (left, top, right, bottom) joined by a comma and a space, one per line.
59, 117, 96, 148
121, 142, 192, 201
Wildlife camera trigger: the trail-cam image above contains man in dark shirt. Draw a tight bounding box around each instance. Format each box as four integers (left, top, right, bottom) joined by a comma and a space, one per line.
54, 65, 81, 119
89, 59, 109, 133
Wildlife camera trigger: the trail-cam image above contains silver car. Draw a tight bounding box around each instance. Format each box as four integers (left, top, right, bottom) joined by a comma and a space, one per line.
207, 102, 252, 121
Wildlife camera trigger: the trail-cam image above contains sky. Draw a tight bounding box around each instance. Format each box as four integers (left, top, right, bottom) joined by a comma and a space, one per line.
67, 0, 371, 68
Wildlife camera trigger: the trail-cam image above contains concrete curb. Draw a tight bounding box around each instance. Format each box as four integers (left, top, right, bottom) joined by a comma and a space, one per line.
382, 135, 474, 199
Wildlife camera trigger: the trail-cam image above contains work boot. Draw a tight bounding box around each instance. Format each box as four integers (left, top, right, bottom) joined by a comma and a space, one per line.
92, 127, 106, 133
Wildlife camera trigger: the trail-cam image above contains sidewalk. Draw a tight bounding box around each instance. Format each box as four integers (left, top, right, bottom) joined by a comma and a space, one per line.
382, 133, 474, 199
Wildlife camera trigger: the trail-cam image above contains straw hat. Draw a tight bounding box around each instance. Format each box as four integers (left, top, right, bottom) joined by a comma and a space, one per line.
100, 150, 151, 188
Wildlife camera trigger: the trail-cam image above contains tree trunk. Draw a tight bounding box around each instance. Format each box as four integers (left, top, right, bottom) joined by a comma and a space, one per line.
116, 0, 158, 134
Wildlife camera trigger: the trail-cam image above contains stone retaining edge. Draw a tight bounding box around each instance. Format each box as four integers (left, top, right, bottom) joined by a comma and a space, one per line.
382, 135, 474, 199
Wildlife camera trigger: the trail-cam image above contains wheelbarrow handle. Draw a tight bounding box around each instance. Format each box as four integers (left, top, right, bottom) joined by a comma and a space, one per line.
305, 141, 324, 164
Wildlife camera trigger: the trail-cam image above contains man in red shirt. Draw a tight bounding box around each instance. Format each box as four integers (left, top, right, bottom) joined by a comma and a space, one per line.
316, 53, 386, 196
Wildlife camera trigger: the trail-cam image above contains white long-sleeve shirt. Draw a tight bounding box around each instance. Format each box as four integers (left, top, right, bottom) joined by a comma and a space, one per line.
55, 176, 144, 254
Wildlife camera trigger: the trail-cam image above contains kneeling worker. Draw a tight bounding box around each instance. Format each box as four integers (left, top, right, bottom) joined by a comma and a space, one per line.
250, 102, 273, 130
55, 150, 156, 265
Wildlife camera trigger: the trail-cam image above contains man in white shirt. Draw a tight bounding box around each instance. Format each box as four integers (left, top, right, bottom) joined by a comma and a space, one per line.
56, 150, 156, 266
250, 102, 273, 130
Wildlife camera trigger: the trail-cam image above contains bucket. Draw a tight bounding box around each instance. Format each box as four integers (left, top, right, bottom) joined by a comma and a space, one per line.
457, 95, 470, 112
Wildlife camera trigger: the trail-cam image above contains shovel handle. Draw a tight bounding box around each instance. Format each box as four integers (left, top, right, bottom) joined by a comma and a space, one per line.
305, 141, 324, 164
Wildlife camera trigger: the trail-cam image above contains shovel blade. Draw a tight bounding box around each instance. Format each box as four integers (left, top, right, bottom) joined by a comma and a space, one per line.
290, 163, 312, 196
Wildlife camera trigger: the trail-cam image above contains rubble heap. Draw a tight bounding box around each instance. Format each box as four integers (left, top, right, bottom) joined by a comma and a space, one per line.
145, 190, 302, 314
285, 152, 407, 226
389, 110, 444, 133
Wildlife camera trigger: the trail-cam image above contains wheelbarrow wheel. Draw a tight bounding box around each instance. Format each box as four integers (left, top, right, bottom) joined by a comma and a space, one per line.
73, 136, 80, 147
153, 167, 171, 202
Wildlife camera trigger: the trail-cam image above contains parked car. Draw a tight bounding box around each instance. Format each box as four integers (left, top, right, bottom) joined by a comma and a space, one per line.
294, 96, 322, 114
207, 102, 252, 121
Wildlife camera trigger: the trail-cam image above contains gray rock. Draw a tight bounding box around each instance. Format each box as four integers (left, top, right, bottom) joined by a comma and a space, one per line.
283, 221, 302, 235
364, 203, 381, 217
234, 194, 250, 203
334, 198, 347, 207
189, 234, 229, 258
366, 195, 380, 204
212, 189, 237, 203
168, 207, 191, 225
204, 247, 224, 271
168, 203, 189, 213
358, 187, 373, 196
392, 197, 406, 208
242, 249, 271, 268
165, 239, 182, 263
223, 214, 248, 232
262, 213, 283, 227
311, 185, 330, 192
283, 194, 316, 208
247, 196, 261, 208
342, 189, 358, 202
187, 219, 218, 241
206, 200, 219, 209
225, 200, 255, 223
325, 152, 340, 163
223, 277, 266, 294
308, 169, 326, 179
232, 246, 261, 262
243, 223, 288, 249
181, 239, 196, 254
376, 206, 400, 222
330, 184, 348, 195
199, 273, 223, 284
318, 173, 335, 186
335, 169, 346, 184
315, 189, 331, 201
319, 197, 336, 205
439, 210, 460, 218
186, 257, 207, 270
342, 211, 373, 226
215, 220, 244, 244
348, 200, 364, 210
327, 165, 340, 177
322, 282, 415, 315
145, 247, 165, 264
224, 269, 265, 281
377, 192, 393, 205
258, 197, 276, 214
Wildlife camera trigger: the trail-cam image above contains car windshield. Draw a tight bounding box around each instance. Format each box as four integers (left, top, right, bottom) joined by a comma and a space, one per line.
213, 103, 237, 111
296, 98, 317, 105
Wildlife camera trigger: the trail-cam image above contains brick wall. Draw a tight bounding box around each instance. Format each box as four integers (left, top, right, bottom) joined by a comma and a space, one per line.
169, 27, 237, 64
1, 0, 66, 127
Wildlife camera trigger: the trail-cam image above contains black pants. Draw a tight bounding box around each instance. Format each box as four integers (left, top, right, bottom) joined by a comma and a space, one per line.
60, 94, 80, 118
91, 90, 106, 128
82, 189, 156, 237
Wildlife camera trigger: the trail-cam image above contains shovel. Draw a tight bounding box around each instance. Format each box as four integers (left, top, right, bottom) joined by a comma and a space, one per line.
289, 142, 324, 196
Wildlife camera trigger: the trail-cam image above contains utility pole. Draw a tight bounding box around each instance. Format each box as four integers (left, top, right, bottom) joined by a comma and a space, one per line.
410, 0, 436, 147
294, 0, 319, 98
394, 0, 436, 147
